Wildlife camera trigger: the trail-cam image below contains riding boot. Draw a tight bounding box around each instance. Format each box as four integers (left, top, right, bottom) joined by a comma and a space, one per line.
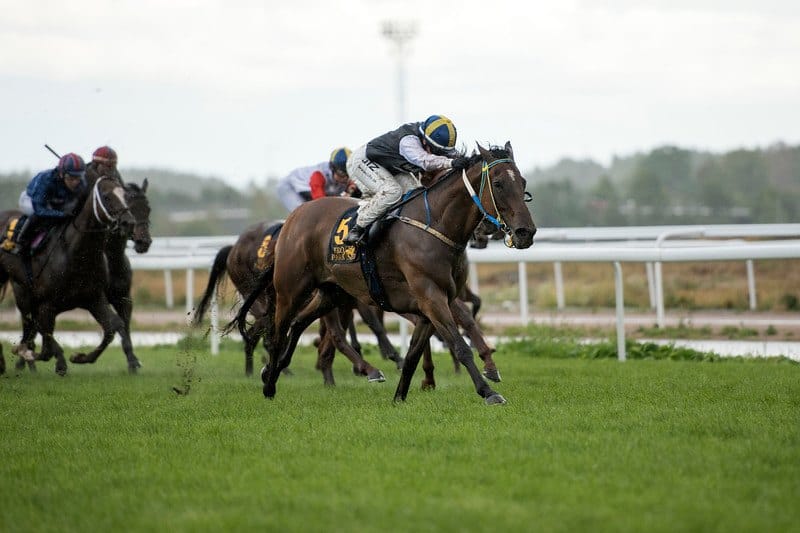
11, 216, 36, 256
343, 224, 366, 245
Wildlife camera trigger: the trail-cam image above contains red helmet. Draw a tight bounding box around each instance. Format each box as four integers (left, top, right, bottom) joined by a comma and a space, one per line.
92, 146, 118, 165
58, 153, 86, 177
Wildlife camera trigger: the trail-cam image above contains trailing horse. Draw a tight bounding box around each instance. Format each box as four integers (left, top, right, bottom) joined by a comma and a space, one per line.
0, 177, 140, 375
232, 142, 535, 404
194, 220, 392, 383
1, 179, 152, 369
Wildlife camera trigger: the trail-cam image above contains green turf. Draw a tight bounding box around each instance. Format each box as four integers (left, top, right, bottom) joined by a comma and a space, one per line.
1, 338, 798, 533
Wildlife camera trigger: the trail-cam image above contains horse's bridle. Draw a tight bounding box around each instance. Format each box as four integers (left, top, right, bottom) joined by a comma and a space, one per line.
462, 158, 532, 247
92, 176, 131, 230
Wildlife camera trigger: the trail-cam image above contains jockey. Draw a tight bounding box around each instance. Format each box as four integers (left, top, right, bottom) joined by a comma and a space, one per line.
343, 114, 470, 244
13, 152, 87, 256
276, 147, 358, 213
85, 145, 122, 186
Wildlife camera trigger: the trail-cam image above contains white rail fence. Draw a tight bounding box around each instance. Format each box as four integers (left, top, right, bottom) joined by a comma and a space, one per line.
129, 224, 800, 360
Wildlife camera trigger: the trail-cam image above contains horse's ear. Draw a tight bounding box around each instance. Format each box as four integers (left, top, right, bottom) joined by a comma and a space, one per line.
142, 178, 149, 193
476, 143, 491, 160
504, 141, 514, 161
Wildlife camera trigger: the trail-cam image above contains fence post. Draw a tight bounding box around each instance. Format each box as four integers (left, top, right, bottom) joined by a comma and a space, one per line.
614, 261, 626, 362
746, 260, 757, 310
518, 261, 529, 326
553, 261, 565, 310
185, 268, 194, 316
164, 269, 174, 309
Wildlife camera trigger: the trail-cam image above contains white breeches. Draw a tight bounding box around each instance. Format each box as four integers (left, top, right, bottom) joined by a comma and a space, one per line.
346, 144, 420, 227
18, 191, 34, 215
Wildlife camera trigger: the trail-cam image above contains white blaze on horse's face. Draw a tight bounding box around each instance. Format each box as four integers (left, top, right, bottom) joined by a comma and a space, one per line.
505, 169, 516, 182
112, 186, 129, 209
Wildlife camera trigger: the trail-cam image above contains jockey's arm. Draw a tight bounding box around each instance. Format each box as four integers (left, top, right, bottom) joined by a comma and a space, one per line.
309, 171, 327, 200
398, 135, 453, 172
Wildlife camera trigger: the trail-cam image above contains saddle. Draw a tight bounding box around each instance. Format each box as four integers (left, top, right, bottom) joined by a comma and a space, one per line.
1, 215, 51, 255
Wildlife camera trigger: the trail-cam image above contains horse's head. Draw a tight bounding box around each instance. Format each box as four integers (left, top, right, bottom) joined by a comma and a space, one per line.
90, 177, 136, 234
124, 179, 152, 254
469, 142, 536, 249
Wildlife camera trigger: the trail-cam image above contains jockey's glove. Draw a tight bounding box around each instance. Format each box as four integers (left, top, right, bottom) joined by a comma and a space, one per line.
451, 157, 470, 171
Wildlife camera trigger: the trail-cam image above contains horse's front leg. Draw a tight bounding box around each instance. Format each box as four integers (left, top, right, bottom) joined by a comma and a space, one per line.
357, 303, 403, 369
74, 300, 140, 373
35, 309, 67, 376
324, 307, 385, 383
420, 340, 435, 390
12, 308, 39, 370
451, 298, 499, 382
420, 297, 504, 405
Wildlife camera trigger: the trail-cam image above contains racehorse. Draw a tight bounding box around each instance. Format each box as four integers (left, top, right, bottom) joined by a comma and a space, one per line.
0, 177, 140, 375
1, 179, 152, 369
233, 142, 535, 404
193, 220, 395, 383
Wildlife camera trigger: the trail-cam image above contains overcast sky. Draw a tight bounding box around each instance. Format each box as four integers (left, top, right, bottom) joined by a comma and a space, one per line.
2, 0, 799, 189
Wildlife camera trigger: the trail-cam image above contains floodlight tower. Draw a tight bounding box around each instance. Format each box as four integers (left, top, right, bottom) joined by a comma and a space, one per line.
381, 20, 418, 123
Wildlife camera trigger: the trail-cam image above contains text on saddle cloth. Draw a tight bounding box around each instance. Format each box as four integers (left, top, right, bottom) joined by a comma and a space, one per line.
254, 223, 283, 271
328, 206, 361, 264
1, 216, 23, 251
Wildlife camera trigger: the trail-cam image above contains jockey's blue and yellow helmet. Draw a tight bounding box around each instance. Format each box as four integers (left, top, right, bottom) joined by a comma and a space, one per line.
329, 147, 351, 174
58, 153, 86, 177
419, 114, 457, 153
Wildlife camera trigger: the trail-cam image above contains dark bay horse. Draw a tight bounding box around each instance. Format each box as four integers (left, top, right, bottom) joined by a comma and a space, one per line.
0, 177, 139, 375
194, 220, 393, 383
1, 179, 152, 369
234, 143, 536, 404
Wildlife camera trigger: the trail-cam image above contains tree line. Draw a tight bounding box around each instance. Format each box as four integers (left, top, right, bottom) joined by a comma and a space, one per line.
2, 142, 798, 235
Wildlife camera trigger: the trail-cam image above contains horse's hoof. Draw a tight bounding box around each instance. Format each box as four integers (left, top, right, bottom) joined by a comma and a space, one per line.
484, 393, 507, 405
15, 347, 36, 363
483, 368, 502, 383
263, 384, 276, 399
367, 370, 386, 383
56, 366, 67, 377
420, 380, 436, 391
69, 354, 87, 364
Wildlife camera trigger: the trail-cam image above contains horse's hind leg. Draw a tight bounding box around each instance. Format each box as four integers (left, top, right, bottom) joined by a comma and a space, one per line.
451, 298, 499, 382
264, 288, 338, 398
315, 321, 336, 386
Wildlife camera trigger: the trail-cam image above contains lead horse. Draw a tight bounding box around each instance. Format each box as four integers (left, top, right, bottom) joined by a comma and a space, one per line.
234, 142, 536, 404
0, 177, 139, 375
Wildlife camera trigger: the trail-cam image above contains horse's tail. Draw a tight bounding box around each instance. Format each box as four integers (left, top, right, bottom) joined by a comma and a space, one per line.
193, 245, 232, 326
223, 263, 275, 345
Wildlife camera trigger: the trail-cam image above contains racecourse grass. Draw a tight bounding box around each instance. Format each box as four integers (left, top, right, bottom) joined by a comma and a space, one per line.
1, 338, 799, 533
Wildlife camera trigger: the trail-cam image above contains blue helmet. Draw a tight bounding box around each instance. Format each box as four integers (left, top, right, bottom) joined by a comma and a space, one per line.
419, 115, 457, 153
329, 147, 351, 173
58, 153, 86, 177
